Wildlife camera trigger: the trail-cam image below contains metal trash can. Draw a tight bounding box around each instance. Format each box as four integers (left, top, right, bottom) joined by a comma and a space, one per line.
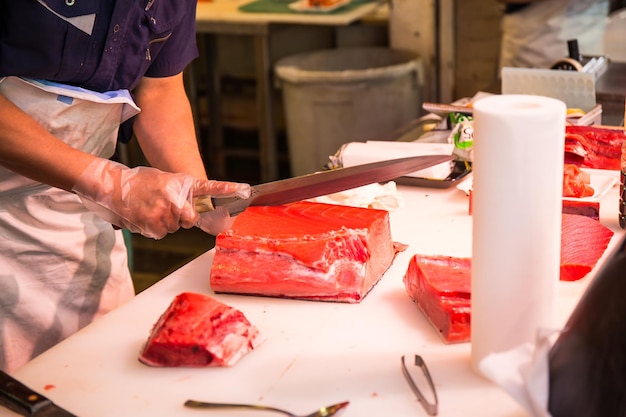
275, 47, 423, 176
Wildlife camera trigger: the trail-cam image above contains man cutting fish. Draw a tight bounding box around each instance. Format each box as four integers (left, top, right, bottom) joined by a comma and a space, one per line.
0, 1, 250, 372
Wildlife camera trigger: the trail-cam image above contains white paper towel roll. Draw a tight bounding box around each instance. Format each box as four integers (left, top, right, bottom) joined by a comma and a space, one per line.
470, 95, 566, 376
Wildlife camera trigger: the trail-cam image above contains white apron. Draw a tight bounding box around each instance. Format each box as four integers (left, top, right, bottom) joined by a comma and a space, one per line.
500, 0, 609, 69
0, 77, 140, 372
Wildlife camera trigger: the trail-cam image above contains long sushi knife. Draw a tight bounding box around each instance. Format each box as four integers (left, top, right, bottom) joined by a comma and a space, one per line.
0, 371, 77, 417
195, 154, 454, 216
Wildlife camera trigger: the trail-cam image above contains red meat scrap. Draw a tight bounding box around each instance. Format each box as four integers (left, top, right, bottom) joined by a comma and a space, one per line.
563, 163, 594, 198
210, 201, 401, 303
564, 125, 626, 170
139, 292, 263, 367
403, 214, 614, 343
468, 165, 599, 217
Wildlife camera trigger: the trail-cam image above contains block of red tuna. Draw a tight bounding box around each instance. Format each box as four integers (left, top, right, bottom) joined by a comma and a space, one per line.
403, 214, 614, 343
210, 201, 398, 303
139, 292, 263, 367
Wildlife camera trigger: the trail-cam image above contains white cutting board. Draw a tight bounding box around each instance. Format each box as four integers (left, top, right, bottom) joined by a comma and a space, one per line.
5, 184, 621, 417
4, 186, 525, 417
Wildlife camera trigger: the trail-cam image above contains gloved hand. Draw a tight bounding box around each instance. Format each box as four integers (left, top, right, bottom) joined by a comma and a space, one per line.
72, 158, 250, 239
194, 182, 251, 236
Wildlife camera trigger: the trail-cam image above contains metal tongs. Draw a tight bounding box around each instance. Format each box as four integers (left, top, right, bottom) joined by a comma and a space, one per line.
401, 355, 439, 416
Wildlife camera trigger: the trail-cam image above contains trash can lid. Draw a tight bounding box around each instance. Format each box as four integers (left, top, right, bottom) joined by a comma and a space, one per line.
274, 47, 421, 84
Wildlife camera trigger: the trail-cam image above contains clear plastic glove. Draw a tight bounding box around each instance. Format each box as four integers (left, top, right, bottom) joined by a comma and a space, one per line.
195, 182, 251, 236
72, 158, 250, 239
196, 205, 237, 236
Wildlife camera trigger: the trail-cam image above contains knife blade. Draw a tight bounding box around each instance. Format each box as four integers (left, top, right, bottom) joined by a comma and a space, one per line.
0, 371, 77, 417
422, 102, 473, 116
195, 154, 453, 216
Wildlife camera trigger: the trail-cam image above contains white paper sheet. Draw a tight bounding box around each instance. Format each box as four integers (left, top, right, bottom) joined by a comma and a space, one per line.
340, 141, 455, 179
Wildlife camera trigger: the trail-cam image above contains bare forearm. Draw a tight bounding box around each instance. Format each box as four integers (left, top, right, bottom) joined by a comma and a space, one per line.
132, 74, 208, 180
0, 94, 95, 191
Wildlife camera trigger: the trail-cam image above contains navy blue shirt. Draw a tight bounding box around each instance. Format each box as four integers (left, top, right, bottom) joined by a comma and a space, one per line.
0, 0, 199, 93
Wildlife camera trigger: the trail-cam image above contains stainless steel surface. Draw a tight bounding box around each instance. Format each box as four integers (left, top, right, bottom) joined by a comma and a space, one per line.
422, 102, 472, 116
184, 400, 349, 417
195, 155, 453, 215
0, 371, 77, 417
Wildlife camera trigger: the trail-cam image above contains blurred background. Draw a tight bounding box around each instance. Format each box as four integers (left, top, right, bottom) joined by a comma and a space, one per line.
124, 0, 626, 293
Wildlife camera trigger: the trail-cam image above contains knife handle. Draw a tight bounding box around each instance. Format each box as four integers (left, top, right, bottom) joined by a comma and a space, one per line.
194, 195, 249, 216
0, 371, 52, 416
193, 195, 215, 213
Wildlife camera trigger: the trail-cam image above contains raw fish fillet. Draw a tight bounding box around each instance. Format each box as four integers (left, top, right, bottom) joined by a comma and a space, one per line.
560, 213, 615, 281
562, 199, 600, 221
403, 255, 471, 343
562, 163, 593, 198
139, 292, 263, 367
403, 214, 614, 343
210, 201, 396, 303
564, 125, 626, 170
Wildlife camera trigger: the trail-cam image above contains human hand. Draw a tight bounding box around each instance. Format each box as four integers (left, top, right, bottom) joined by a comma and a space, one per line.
71, 158, 250, 239
193, 178, 251, 236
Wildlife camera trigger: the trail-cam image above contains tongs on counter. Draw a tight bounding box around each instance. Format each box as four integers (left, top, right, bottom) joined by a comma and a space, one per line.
402, 354, 439, 416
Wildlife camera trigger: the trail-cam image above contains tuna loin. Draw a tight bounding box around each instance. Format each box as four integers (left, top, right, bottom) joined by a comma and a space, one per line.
564, 125, 626, 170
210, 201, 396, 303
403, 255, 471, 343
403, 214, 614, 343
139, 292, 263, 367
560, 213, 615, 281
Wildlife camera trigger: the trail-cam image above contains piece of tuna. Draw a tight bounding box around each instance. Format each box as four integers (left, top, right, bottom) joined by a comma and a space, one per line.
403, 214, 614, 343
564, 125, 626, 170
560, 213, 615, 281
563, 163, 594, 198
562, 199, 600, 221
403, 255, 471, 343
139, 292, 263, 367
210, 201, 397, 303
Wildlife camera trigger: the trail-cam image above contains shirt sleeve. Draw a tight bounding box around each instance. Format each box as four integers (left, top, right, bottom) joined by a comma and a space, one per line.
144, 4, 199, 78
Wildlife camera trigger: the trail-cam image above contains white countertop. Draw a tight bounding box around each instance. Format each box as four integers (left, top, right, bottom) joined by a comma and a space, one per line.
196, 0, 386, 28
4, 176, 623, 417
